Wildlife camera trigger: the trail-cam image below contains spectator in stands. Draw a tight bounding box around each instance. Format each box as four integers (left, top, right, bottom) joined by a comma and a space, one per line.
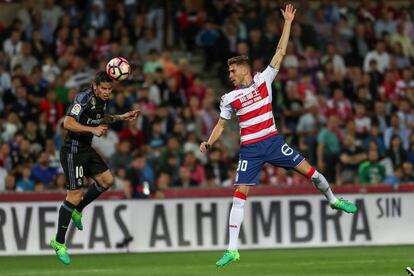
0, 143, 12, 172
31, 152, 57, 189
354, 102, 371, 135
317, 115, 342, 183
384, 113, 410, 150
391, 22, 414, 58
183, 151, 206, 186
386, 135, 408, 170
400, 161, 414, 183
204, 148, 227, 187
372, 100, 388, 133
45, 138, 60, 170
392, 42, 412, 69
16, 166, 34, 192
109, 141, 133, 171
3, 30, 22, 61
4, 174, 16, 191
52, 172, 65, 192
118, 118, 146, 153
155, 171, 171, 192
11, 42, 38, 76
321, 43, 346, 76
339, 134, 367, 185
363, 40, 390, 73
137, 27, 162, 60
364, 122, 386, 156
358, 148, 386, 184
394, 68, 414, 103
173, 166, 194, 187
126, 153, 155, 198
296, 98, 324, 164
326, 88, 353, 124
87, 0, 108, 31
0, 163, 7, 191
92, 127, 119, 160
396, 98, 414, 130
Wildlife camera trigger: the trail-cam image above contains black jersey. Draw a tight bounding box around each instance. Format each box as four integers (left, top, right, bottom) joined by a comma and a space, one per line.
63, 87, 107, 151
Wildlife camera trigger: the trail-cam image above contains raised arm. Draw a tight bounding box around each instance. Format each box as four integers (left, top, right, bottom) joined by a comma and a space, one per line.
200, 118, 227, 153
270, 4, 296, 70
100, 109, 140, 124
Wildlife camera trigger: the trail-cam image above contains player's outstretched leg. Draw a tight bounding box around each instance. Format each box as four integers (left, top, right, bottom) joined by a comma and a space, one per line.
51, 200, 76, 264
216, 190, 246, 267
306, 167, 357, 213
72, 182, 108, 230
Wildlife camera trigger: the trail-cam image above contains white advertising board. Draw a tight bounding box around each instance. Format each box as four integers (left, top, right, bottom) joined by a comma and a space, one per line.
0, 193, 410, 255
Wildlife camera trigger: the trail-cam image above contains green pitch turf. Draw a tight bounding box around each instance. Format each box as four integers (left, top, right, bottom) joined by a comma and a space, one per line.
0, 246, 413, 276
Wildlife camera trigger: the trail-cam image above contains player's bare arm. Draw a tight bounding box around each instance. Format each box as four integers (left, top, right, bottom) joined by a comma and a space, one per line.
63, 116, 107, 137
200, 118, 227, 153
270, 4, 296, 69
100, 109, 140, 124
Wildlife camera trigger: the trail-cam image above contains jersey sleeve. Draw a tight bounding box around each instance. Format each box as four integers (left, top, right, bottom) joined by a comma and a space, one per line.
219, 95, 233, 120
66, 93, 89, 121
260, 65, 279, 84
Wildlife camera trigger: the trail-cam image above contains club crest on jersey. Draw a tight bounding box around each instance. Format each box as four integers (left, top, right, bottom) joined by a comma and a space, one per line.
71, 104, 81, 115
77, 178, 82, 186
91, 96, 96, 109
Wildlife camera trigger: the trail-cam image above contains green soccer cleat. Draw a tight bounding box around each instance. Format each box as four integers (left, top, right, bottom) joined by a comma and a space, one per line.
216, 250, 240, 267
50, 239, 70, 265
71, 209, 83, 230
331, 198, 357, 213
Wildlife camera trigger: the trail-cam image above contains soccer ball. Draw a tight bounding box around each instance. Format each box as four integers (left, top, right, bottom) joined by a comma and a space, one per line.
106, 57, 130, 81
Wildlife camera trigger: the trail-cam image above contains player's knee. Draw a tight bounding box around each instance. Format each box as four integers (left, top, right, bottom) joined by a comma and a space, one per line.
66, 190, 82, 205
99, 176, 114, 189
233, 190, 247, 208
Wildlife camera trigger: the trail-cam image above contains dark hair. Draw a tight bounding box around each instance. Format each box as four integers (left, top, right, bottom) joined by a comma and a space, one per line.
94, 71, 113, 85
227, 55, 250, 67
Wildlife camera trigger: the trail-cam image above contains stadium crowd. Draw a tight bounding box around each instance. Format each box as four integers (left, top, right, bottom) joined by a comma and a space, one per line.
0, 0, 413, 198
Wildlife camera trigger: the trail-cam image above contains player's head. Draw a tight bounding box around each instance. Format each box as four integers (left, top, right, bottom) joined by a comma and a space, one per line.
227, 55, 251, 86
93, 71, 113, 101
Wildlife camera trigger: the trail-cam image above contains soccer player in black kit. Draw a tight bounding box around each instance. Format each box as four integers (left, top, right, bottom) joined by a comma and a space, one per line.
50, 71, 139, 264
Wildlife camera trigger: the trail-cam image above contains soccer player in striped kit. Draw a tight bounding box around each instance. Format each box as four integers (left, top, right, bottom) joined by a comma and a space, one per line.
200, 4, 357, 267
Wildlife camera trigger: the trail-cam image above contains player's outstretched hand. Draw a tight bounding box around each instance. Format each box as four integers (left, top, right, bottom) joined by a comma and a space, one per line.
200, 141, 211, 153
121, 109, 140, 121
93, 125, 108, 137
281, 4, 296, 23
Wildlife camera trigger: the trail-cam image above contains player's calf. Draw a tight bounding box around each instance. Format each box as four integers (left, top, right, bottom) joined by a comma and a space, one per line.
306, 168, 357, 214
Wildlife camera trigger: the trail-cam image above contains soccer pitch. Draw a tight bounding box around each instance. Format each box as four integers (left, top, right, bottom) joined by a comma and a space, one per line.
0, 246, 413, 276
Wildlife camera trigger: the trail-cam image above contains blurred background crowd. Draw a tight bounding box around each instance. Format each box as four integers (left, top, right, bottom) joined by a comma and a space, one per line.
0, 0, 413, 198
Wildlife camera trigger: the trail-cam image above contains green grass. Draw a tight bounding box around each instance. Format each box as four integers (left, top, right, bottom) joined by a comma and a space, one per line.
0, 246, 413, 276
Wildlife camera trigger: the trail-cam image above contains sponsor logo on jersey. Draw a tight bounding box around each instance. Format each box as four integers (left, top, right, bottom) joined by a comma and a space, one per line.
87, 118, 103, 125
71, 104, 81, 115
293, 154, 300, 161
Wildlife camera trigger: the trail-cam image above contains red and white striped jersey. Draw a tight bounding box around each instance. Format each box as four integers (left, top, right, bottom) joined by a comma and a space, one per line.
220, 65, 279, 145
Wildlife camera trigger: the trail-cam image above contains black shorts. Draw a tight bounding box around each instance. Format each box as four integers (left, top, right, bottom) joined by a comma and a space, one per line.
60, 147, 108, 190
